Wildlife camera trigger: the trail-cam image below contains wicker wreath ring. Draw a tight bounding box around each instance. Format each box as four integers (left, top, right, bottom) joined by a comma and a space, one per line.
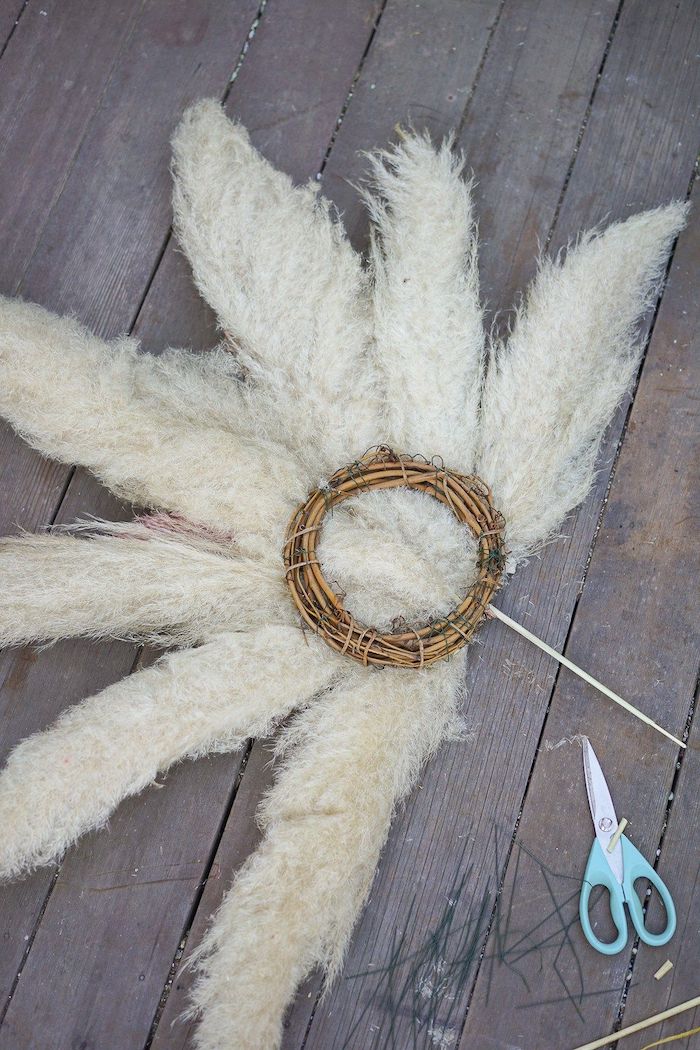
283, 448, 506, 669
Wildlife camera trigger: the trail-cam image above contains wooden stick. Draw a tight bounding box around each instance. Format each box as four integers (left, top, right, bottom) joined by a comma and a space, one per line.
569, 994, 700, 1050
654, 960, 674, 981
485, 605, 686, 749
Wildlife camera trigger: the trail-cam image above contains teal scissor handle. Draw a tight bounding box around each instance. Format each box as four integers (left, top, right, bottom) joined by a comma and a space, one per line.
580, 839, 628, 955
619, 834, 676, 948
580, 836, 676, 955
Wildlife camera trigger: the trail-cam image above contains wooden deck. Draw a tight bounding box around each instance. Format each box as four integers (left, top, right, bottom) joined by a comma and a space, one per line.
0, 1, 698, 1047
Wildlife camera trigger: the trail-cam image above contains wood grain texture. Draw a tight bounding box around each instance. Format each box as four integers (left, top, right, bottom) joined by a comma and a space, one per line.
580, 185, 700, 1050
0, 1, 25, 54
0, 0, 147, 534
622, 744, 700, 1049
320, 0, 505, 243
0, 0, 260, 539
0, 2, 383, 1048
0, 0, 197, 998
150, 741, 276, 1050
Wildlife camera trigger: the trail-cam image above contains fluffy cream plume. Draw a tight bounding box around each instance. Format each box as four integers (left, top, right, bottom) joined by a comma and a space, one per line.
366, 132, 484, 473
0, 97, 687, 1050
479, 204, 688, 562
0, 521, 288, 649
190, 655, 466, 1050
172, 100, 378, 475
0, 296, 305, 560
0, 626, 342, 880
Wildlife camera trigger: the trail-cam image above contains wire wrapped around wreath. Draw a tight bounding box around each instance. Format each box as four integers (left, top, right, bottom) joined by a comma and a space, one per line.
283, 447, 506, 668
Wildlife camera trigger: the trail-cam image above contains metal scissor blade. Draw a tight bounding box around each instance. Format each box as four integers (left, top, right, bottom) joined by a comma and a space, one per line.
582, 737, 624, 884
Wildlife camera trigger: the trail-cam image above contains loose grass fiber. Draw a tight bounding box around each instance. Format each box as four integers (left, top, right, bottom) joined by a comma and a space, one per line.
284, 447, 506, 668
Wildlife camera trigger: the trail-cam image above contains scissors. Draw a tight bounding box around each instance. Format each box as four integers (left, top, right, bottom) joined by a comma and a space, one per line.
579, 737, 676, 955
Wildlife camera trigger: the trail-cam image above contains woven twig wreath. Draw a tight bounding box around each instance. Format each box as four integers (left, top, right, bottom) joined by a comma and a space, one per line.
283, 447, 506, 669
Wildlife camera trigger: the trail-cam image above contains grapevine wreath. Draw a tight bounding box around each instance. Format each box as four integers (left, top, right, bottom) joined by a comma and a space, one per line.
0, 100, 686, 1050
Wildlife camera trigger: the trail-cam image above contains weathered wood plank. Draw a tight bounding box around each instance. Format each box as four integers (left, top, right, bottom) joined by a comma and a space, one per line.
465, 175, 699, 1049
0, 0, 262, 539
0, 1, 25, 58
578, 186, 700, 1050
297, 2, 700, 1048
0, 0, 261, 1019
0, 0, 144, 297
0, 485, 136, 1005
0, 0, 148, 533
320, 0, 505, 243
0, 2, 384, 1047
621, 744, 700, 1047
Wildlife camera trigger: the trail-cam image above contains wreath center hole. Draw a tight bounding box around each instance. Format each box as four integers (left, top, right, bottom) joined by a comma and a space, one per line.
317, 487, 479, 632
283, 451, 505, 668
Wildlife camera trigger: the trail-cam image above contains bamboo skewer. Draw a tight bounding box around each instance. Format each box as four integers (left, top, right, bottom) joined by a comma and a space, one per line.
485, 605, 686, 749
569, 993, 700, 1050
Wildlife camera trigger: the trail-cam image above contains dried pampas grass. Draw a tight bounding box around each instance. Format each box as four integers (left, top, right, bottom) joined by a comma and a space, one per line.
0, 97, 687, 1049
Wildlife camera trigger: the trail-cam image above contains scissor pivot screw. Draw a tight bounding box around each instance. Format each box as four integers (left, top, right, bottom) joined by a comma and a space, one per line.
599, 817, 613, 832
